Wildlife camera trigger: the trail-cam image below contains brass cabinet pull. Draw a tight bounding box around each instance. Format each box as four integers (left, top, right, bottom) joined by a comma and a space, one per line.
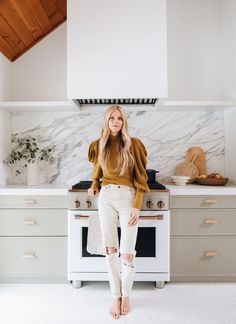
23, 200, 36, 204
204, 251, 218, 257
22, 220, 37, 225
21, 252, 36, 259
204, 219, 219, 224
204, 199, 218, 204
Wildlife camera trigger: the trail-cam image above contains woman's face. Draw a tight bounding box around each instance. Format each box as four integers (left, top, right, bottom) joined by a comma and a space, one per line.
108, 109, 123, 135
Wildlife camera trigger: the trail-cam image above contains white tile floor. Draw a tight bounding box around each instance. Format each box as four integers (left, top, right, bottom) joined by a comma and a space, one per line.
0, 281, 236, 324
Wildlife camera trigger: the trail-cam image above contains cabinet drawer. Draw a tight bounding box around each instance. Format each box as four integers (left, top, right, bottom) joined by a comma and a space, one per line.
171, 209, 236, 235
170, 196, 236, 209
0, 195, 68, 209
0, 237, 67, 279
0, 209, 67, 236
171, 236, 236, 276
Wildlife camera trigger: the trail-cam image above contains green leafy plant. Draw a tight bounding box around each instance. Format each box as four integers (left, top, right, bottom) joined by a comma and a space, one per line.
3, 134, 56, 175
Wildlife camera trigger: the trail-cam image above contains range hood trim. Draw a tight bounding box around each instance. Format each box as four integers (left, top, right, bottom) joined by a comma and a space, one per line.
73, 98, 158, 106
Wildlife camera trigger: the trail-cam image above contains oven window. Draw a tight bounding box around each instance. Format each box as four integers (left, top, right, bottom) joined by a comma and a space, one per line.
135, 227, 156, 257
82, 226, 156, 258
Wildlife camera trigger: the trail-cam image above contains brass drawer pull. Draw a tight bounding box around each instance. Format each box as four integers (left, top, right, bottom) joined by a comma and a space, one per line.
204, 219, 219, 224
23, 200, 36, 204
22, 220, 37, 225
21, 252, 36, 259
204, 199, 218, 204
205, 251, 218, 257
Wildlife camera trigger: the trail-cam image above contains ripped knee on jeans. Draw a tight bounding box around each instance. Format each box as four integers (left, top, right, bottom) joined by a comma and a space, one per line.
121, 254, 135, 268
106, 246, 117, 255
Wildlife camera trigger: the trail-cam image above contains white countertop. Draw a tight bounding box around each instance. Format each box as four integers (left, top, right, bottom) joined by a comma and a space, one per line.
1, 183, 236, 196
0, 185, 69, 195
165, 183, 236, 195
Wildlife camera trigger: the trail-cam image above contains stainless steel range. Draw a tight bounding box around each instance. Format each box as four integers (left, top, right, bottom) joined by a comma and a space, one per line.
68, 183, 170, 289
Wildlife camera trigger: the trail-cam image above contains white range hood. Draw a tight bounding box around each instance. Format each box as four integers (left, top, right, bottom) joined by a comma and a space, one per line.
67, 0, 168, 107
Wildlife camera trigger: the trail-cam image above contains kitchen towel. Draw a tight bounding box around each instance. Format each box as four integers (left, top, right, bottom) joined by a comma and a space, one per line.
87, 213, 106, 256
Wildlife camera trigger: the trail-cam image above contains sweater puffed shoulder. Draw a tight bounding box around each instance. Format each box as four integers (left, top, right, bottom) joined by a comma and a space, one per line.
131, 137, 150, 193
88, 140, 99, 164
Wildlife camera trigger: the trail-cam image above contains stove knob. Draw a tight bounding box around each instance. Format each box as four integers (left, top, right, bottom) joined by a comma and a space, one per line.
85, 200, 92, 208
146, 200, 154, 209
157, 201, 165, 209
74, 200, 80, 208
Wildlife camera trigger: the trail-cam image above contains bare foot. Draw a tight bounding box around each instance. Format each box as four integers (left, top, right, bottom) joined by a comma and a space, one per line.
121, 296, 130, 315
109, 298, 121, 319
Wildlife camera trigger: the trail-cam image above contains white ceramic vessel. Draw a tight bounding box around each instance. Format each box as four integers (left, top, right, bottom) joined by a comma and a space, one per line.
171, 175, 190, 186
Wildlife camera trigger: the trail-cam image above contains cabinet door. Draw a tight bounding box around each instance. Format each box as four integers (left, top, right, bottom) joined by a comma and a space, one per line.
170, 196, 236, 209
171, 236, 236, 277
0, 237, 67, 280
171, 209, 236, 235
0, 209, 67, 236
0, 195, 67, 209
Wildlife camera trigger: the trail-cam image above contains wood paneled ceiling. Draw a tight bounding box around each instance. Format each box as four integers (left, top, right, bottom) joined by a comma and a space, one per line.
0, 0, 66, 61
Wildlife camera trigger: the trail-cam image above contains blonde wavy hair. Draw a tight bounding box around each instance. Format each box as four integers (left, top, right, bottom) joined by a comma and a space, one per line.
98, 105, 134, 175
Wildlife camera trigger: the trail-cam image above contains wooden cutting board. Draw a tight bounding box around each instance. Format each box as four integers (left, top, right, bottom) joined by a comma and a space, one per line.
186, 146, 206, 175
176, 155, 199, 183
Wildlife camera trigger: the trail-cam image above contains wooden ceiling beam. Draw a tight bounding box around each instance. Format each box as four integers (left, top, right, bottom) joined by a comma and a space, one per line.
8, 0, 43, 40
0, 13, 25, 53
25, 0, 52, 33
0, 0, 67, 61
0, 33, 17, 60
0, 0, 34, 46
40, 0, 63, 27
56, 0, 67, 19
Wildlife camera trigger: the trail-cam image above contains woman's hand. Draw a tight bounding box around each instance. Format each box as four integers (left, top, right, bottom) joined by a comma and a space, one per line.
88, 186, 99, 196
128, 207, 140, 226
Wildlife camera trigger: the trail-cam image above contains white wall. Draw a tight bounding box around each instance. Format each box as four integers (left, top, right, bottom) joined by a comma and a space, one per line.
221, 0, 236, 183
225, 107, 236, 183
11, 23, 67, 101
167, 0, 223, 100
0, 53, 12, 101
221, 0, 236, 99
0, 55, 12, 184
0, 110, 11, 185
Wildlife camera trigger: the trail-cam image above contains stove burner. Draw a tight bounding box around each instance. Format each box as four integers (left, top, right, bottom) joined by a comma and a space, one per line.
72, 180, 165, 190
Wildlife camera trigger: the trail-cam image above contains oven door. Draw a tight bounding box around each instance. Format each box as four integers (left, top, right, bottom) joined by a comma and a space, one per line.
68, 210, 169, 273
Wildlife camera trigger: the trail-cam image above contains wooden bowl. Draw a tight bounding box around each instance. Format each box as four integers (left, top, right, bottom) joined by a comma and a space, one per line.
195, 177, 228, 186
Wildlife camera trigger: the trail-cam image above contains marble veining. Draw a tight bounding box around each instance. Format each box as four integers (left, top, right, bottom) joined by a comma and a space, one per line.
10, 109, 224, 185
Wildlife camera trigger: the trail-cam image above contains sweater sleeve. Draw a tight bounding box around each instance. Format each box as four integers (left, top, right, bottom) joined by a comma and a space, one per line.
88, 140, 103, 188
131, 138, 150, 209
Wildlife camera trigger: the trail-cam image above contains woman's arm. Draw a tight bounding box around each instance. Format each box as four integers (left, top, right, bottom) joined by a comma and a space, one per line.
88, 140, 103, 196
132, 188, 144, 210
91, 164, 103, 189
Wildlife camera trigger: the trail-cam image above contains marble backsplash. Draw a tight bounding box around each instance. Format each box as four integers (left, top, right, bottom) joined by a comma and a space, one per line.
10, 109, 224, 185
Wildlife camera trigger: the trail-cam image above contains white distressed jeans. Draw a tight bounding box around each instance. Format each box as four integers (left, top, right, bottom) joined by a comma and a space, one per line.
98, 184, 138, 298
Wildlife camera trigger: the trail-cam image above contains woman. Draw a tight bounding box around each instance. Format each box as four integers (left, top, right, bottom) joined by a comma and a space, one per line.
88, 105, 149, 319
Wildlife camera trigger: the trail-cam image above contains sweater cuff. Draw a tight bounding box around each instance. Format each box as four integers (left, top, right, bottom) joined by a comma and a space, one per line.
91, 180, 99, 188
133, 189, 144, 209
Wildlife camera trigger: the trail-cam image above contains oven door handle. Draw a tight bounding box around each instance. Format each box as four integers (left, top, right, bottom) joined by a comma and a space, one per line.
74, 215, 164, 220
139, 216, 163, 220
74, 215, 90, 220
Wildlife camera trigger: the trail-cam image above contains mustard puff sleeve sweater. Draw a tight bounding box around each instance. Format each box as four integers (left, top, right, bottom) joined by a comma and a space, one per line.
88, 135, 150, 209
